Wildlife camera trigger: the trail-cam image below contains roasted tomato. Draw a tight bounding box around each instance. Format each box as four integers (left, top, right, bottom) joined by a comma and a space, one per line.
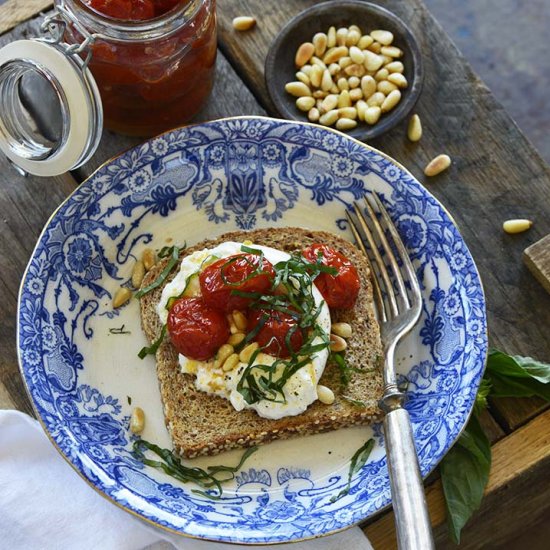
302, 244, 360, 309
199, 254, 276, 313
88, 0, 155, 20
167, 297, 230, 361
247, 309, 304, 358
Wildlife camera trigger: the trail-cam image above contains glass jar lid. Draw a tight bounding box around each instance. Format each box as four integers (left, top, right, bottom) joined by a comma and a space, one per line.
0, 39, 103, 176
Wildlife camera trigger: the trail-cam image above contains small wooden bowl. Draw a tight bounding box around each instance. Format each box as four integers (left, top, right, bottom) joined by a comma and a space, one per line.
265, 0, 424, 141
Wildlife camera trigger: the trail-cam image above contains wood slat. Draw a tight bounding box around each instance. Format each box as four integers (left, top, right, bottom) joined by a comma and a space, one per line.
524, 233, 550, 296
364, 407, 550, 549
216, 0, 550, 431
0, 0, 52, 35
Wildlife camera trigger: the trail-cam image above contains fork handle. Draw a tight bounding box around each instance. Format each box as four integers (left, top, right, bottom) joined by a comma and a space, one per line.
384, 407, 435, 550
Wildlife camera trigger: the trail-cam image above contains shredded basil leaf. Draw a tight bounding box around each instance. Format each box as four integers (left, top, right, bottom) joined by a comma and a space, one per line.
133, 439, 257, 499
330, 438, 374, 502
135, 246, 180, 299
138, 324, 167, 359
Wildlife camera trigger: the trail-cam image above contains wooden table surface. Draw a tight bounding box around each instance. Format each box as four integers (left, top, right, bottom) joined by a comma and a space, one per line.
1, 1, 549, 548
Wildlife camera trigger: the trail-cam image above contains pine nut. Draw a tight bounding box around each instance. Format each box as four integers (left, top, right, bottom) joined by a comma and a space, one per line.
503, 219, 533, 234
239, 342, 259, 363
321, 94, 339, 112
363, 50, 384, 71
301, 64, 313, 76
215, 343, 235, 368
344, 63, 365, 77
227, 314, 238, 334
338, 90, 351, 108
313, 33, 328, 57
346, 30, 361, 47
367, 41, 382, 54
330, 82, 340, 95
386, 61, 404, 73
317, 385, 335, 405
381, 89, 401, 112
356, 100, 368, 121
313, 90, 328, 99
338, 56, 353, 69
310, 65, 323, 87
358, 35, 374, 49
375, 68, 389, 82
367, 91, 385, 107
370, 30, 394, 46
349, 46, 365, 64
365, 106, 382, 125
336, 118, 357, 130
323, 46, 348, 65
232, 310, 247, 331
377, 80, 398, 94
338, 107, 358, 119
330, 334, 347, 352
113, 287, 132, 308
311, 56, 327, 69
349, 25, 362, 34
336, 27, 348, 46
347, 76, 360, 89
296, 96, 315, 111
130, 407, 145, 434
142, 248, 156, 271
296, 71, 310, 86
407, 114, 422, 142
328, 63, 340, 75
228, 332, 246, 346
232, 16, 256, 31
381, 46, 403, 58
361, 75, 376, 98
285, 81, 311, 97
327, 26, 336, 48
319, 109, 339, 126
337, 77, 349, 91
349, 88, 363, 102
424, 154, 452, 176
387, 72, 408, 88
295, 42, 314, 67
222, 353, 240, 372
131, 260, 145, 289
332, 322, 352, 338
308, 107, 320, 122
321, 69, 333, 91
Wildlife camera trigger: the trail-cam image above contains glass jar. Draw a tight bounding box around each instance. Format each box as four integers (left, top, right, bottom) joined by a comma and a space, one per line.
0, 0, 216, 175
60, 0, 217, 136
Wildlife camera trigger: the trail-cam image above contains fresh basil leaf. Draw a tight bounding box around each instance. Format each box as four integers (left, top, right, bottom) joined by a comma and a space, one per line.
138, 324, 167, 359
440, 414, 491, 544
487, 349, 550, 384
473, 378, 491, 417
487, 371, 550, 401
135, 246, 180, 299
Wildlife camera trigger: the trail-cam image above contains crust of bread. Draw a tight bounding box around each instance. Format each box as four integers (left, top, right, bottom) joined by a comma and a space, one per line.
140, 228, 383, 458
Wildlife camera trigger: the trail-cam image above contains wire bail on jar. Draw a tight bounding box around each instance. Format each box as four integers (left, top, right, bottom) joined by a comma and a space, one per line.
40, 0, 106, 70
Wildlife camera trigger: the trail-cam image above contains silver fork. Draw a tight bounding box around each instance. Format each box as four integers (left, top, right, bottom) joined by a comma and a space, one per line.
346, 192, 435, 550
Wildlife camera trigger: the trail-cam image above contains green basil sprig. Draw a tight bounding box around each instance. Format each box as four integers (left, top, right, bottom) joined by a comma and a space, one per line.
440, 349, 550, 543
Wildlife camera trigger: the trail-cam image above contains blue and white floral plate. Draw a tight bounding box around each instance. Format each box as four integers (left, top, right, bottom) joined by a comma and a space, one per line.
18, 117, 487, 544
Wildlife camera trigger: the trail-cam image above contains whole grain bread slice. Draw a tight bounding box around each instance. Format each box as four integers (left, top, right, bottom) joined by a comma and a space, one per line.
140, 227, 383, 458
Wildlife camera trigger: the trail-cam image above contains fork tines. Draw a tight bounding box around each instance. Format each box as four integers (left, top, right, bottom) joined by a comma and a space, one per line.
346, 193, 421, 329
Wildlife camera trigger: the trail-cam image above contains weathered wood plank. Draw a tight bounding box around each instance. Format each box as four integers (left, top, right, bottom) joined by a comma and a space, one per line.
363, 407, 550, 549
216, 0, 550, 430
524, 233, 550, 296
0, 0, 51, 35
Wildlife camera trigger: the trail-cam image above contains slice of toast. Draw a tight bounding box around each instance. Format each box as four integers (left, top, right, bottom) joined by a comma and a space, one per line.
139, 228, 383, 458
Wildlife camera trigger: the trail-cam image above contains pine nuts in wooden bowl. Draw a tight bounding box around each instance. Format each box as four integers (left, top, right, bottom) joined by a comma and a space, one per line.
265, 1, 424, 141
